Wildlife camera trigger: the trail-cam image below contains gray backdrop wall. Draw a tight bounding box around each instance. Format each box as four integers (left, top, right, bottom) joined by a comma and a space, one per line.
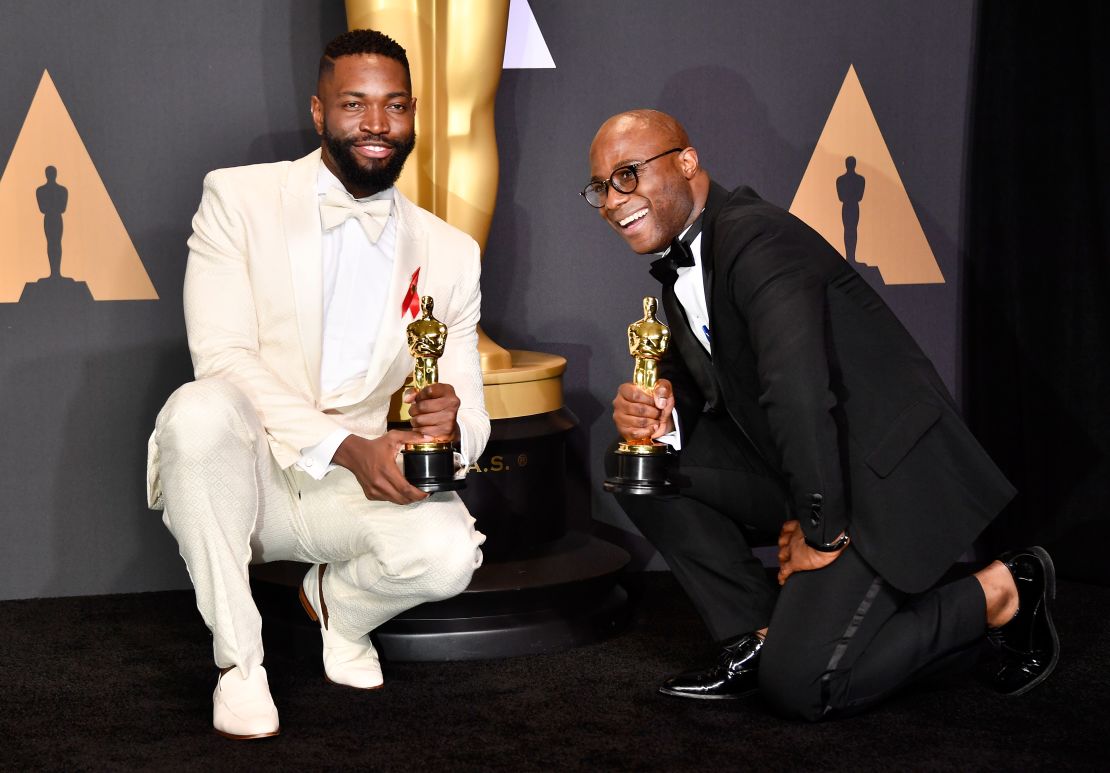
0, 1, 974, 599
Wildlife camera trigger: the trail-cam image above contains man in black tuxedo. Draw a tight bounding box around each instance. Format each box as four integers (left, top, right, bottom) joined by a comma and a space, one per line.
584, 109, 1058, 719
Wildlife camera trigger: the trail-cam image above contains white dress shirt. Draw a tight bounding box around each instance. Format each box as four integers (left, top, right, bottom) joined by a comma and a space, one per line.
296, 164, 396, 479
657, 217, 711, 450
672, 231, 712, 355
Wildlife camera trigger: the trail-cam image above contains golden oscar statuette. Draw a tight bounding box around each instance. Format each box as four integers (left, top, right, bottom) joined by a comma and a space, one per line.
403, 295, 465, 492
603, 297, 677, 495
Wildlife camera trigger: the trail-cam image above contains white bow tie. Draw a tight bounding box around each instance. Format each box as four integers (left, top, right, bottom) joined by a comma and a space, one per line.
320, 187, 392, 243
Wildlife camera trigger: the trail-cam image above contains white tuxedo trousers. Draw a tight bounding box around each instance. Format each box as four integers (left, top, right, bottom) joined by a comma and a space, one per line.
154, 378, 485, 674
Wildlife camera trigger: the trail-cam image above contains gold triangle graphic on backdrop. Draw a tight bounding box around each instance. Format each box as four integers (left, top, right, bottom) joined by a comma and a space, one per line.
789, 65, 943, 285
0, 70, 157, 302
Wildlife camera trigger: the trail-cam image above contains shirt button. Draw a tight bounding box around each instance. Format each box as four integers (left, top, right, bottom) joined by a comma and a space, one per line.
304, 458, 315, 467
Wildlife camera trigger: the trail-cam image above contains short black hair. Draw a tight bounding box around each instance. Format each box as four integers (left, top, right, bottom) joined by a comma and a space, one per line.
318, 29, 411, 87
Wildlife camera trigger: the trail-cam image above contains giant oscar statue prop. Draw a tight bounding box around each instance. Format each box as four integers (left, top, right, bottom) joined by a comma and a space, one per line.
403, 295, 465, 492
604, 297, 677, 495
335, 0, 629, 662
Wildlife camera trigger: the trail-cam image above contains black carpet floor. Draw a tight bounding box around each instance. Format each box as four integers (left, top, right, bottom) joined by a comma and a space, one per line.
2, 572, 1107, 771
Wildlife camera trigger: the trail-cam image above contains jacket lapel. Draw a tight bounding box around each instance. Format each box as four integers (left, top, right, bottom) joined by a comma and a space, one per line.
358, 189, 428, 395
699, 182, 729, 321
659, 183, 732, 411
661, 282, 723, 411
698, 182, 774, 464
281, 149, 325, 398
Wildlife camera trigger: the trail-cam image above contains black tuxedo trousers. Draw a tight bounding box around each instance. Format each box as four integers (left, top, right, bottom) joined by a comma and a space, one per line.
608, 181, 1010, 718
613, 416, 987, 720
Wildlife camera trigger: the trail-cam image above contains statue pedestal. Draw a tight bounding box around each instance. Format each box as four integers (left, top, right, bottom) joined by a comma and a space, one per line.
251, 351, 630, 661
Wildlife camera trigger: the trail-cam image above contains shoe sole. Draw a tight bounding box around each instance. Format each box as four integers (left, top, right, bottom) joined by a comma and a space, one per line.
214, 728, 281, 741
299, 585, 319, 624
299, 564, 328, 628
301, 579, 385, 692
1006, 545, 1060, 698
657, 686, 756, 700
325, 674, 384, 691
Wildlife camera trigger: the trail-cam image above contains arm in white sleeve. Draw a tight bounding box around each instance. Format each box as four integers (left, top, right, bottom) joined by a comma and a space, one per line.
184, 170, 343, 465
297, 428, 352, 480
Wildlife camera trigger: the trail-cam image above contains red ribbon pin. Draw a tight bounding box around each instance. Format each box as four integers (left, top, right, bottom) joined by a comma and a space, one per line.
402, 267, 421, 318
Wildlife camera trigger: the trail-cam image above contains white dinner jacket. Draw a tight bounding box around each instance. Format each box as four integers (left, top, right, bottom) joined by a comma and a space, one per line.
147, 149, 488, 507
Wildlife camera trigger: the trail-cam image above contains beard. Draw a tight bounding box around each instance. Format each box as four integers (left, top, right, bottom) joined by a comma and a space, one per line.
323, 125, 416, 195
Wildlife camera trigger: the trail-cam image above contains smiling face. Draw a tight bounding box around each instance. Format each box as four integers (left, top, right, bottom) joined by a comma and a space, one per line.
588, 112, 704, 254
312, 53, 416, 198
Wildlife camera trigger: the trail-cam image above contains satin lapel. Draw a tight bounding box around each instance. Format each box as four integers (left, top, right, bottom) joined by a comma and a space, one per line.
361, 189, 427, 393
662, 182, 730, 410
281, 150, 325, 398
697, 182, 770, 463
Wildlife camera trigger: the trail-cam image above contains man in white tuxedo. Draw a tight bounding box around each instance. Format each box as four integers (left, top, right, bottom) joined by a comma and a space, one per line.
146, 29, 489, 740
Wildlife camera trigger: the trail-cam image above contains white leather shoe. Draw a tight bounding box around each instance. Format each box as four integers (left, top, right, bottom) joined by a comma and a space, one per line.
299, 564, 384, 690
212, 665, 280, 740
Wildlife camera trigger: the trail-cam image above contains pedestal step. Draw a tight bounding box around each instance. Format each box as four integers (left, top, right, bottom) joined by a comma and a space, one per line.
251, 532, 630, 661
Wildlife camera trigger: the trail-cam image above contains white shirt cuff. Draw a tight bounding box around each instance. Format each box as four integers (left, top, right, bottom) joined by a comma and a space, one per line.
297, 428, 351, 480
656, 408, 683, 450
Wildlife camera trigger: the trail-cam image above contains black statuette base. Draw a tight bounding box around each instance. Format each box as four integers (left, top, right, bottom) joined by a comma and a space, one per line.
603, 446, 676, 496
403, 447, 465, 492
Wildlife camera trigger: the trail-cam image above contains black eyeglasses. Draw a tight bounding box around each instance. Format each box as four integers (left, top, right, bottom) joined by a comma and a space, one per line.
580, 147, 682, 208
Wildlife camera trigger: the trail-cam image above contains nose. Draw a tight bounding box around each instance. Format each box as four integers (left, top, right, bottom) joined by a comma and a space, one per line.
603, 183, 629, 212
359, 106, 390, 136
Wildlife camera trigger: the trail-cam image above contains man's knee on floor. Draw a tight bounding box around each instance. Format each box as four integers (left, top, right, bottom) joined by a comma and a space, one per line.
157, 379, 256, 455
758, 647, 830, 722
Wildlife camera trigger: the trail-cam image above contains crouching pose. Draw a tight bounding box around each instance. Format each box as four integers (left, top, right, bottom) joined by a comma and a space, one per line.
147, 30, 488, 738
585, 109, 1058, 719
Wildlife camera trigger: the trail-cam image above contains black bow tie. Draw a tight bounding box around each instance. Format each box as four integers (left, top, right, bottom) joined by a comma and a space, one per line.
669, 237, 696, 268
649, 235, 697, 283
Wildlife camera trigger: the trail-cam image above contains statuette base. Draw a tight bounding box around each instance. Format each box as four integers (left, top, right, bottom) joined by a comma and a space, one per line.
403, 444, 465, 493
603, 443, 676, 496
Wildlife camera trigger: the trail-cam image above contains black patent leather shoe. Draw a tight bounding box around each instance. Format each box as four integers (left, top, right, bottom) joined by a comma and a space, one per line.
981, 546, 1059, 697
658, 632, 763, 700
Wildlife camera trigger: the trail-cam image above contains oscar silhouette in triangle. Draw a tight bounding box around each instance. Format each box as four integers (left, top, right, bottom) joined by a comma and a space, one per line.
37, 165, 67, 277
18, 165, 92, 303
790, 65, 944, 285
0, 70, 157, 302
835, 155, 881, 286
836, 156, 863, 263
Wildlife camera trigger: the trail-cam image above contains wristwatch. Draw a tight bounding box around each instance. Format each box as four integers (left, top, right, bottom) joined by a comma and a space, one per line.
805, 531, 850, 553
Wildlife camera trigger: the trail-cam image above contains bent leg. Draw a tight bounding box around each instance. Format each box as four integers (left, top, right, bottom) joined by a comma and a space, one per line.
292, 467, 485, 641
611, 413, 789, 640
617, 490, 779, 639
154, 378, 299, 675
759, 547, 986, 721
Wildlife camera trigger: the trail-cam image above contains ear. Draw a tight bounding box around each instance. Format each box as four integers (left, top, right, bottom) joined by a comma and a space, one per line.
678, 147, 699, 179
411, 96, 418, 118
310, 95, 324, 137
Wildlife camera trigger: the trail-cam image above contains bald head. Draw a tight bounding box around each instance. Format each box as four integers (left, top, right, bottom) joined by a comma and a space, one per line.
593, 109, 691, 152
587, 110, 709, 254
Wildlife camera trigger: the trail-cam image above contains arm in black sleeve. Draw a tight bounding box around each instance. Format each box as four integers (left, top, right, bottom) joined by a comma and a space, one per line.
724, 218, 848, 545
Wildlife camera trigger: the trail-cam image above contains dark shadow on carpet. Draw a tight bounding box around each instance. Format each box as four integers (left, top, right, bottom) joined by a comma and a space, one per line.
1, 573, 1106, 771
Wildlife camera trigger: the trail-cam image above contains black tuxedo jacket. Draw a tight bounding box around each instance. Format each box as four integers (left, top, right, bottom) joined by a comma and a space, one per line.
655, 182, 1014, 593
